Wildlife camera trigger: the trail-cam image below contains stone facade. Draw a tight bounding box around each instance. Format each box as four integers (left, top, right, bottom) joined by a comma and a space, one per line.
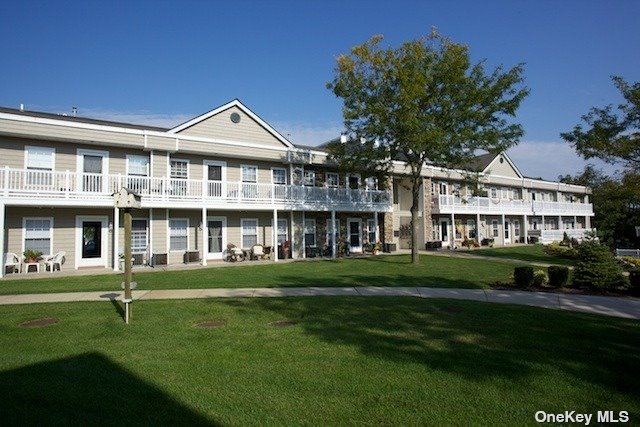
422, 177, 433, 243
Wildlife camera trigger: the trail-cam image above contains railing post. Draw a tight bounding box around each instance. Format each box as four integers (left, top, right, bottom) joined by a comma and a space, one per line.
163, 177, 168, 202
4, 166, 9, 197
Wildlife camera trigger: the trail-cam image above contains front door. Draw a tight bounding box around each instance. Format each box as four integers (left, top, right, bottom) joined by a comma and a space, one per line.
504, 220, 511, 244
440, 219, 450, 245
75, 215, 109, 268
347, 218, 362, 253
204, 161, 225, 198
207, 216, 226, 259
78, 150, 108, 193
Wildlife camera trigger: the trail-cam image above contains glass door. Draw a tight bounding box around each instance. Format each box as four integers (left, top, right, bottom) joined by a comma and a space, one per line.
82, 155, 104, 192
348, 219, 362, 252
82, 221, 102, 259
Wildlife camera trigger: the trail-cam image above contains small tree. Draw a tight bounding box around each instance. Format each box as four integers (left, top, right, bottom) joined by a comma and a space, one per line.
327, 30, 528, 263
572, 240, 628, 291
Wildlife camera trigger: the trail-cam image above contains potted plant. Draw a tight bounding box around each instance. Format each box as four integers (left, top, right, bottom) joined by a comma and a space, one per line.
373, 241, 382, 255
282, 240, 290, 259
23, 249, 43, 263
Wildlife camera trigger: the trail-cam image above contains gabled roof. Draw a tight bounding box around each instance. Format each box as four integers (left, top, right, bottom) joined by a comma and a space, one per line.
483, 151, 523, 178
168, 99, 294, 148
466, 153, 497, 172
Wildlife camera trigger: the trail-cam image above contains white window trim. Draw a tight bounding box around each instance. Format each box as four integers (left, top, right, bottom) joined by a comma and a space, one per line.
303, 170, 316, 187
492, 220, 499, 237
131, 218, 150, 253
75, 215, 109, 269
241, 164, 258, 183
366, 219, 377, 243
207, 216, 227, 258
365, 177, 378, 191
168, 217, 189, 252
241, 218, 259, 249
514, 219, 521, 236
276, 218, 288, 244
304, 218, 317, 247
203, 160, 227, 182
24, 146, 55, 170
76, 148, 109, 174
271, 167, 287, 185
22, 217, 54, 257
169, 158, 190, 179
326, 172, 339, 188
126, 154, 150, 176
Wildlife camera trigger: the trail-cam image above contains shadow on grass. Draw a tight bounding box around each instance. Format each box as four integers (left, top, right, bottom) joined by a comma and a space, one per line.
272, 273, 485, 289
218, 296, 640, 399
0, 352, 217, 426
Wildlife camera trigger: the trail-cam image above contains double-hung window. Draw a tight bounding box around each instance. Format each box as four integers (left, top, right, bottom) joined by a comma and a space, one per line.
304, 219, 316, 247
241, 165, 258, 199
241, 219, 258, 248
24, 218, 52, 256
514, 220, 521, 237
169, 219, 188, 251
170, 159, 189, 195
277, 219, 288, 244
326, 172, 339, 188
492, 220, 499, 238
367, 219, 377, 243
127, 155, 149, 193
131, 219, 148, 253
25, 146, 55, 188
272, 168, 286, 185
303, 170, 315, 187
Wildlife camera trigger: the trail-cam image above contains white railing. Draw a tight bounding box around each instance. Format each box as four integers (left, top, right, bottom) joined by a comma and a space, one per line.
0, 168, 392, 210
435, 195, 593, 216
616, 249, 640, 258
540, 228, 593, 243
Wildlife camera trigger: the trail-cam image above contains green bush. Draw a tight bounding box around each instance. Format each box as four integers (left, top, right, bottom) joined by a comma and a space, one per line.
548, 266, 570, 288
619, 256, 640, 270
543, 242, 577, 259
572, 241, 629, 290
532, 270, 548, 287
513, 266, 534, 288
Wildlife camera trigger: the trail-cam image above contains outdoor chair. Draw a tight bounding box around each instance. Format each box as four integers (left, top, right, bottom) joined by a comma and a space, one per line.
4, 252, 21, 274
44, 251, 66, 272
251, 245, 267, 260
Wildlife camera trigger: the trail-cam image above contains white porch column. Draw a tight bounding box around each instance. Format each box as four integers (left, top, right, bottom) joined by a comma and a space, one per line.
523, 214, 528, 244
450, 213, 455, 247
273, 208, 278, 262
149, 208, 153, 265
290, 211, 295, 259
476, 213, 481, 243
302, 211, 306, 258
586, 215, 591, 229
501, 214, 506, 245
0, 203, 5, 278
542, 215, 545, 230
558, 215, 562, 230
113, 206, 120, 271
373, 212, 379, 242
331, 210, 337, 259
202, 207, 207, 266
574, 215, 577, 229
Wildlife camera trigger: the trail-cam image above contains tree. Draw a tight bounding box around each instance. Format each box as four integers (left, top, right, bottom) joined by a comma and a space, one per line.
326, 31, 528, 263
561, 77, 640, 168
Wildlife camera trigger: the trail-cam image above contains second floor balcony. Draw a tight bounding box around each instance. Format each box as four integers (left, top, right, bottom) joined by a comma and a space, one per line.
0, 168, 392, 212
434, 194, 594, 216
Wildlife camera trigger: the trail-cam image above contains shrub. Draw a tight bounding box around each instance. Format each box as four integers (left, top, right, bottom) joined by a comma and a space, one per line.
513, 266, 534, 288
461, 238, 479, 249
619, 256, 640, 270
543, 242, 577, 259
548, 266, 570, 288
481, 238, 494, 247
572, 241, 629, 290
629, 269, 640, 290
532, 270, 548, 287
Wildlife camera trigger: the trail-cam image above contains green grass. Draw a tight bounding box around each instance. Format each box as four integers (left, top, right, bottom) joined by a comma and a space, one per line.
0, 255, 522, 295
461, 244, 575, 266
0, 297, 638, 425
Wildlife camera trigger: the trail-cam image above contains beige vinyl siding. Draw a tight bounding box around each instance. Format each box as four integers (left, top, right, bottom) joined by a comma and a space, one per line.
177, 106, 287, 148
147, 135, 176, 152
5, 206, 113, 271
151, 208, 167, 255
151, 151, 168, 178
483, 156, 521, 178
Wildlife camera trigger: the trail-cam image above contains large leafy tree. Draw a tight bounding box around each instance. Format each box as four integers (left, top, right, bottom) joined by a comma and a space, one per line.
561, 77, 640, 168
326, 31, 528, 263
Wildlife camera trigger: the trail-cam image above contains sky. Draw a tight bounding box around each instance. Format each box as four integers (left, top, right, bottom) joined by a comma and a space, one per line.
1, 0, 638, 180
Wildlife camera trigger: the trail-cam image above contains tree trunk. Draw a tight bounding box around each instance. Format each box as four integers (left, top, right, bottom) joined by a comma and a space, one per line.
410, 176, 422, 264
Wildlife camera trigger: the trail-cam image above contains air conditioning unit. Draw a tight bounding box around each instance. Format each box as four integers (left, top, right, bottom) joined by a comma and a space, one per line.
152, 253, 167, 266
184, 251, 200, 264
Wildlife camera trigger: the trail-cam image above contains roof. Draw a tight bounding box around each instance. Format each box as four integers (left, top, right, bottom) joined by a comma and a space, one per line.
0, 106, 170, 132
465, 153, 498, 172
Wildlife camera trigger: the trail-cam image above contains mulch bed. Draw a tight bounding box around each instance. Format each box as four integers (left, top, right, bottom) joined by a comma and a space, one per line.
19, 317, 59, 328
269, 319, 298, 327
194, 320, 226, 328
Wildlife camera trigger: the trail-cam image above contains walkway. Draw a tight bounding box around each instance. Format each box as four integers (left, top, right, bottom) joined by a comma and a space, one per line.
0, 287, 638, 320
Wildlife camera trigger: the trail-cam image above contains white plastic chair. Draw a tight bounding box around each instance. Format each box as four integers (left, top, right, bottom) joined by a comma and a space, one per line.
251, 245, 266, 260
4, 253, 20, 274
44, 251, 66, 273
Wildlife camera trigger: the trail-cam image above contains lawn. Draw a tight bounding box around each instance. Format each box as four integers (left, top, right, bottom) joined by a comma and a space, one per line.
460, 244, 575, 266
0, 255, 522, 295
0, 297, 638, 425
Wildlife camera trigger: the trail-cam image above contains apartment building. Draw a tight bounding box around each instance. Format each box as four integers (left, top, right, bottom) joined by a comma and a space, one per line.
0, 100, 593, 276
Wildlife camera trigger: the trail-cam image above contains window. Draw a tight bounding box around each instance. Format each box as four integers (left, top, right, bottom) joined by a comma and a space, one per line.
169, 219, 188, 251
208, 165, 222, 181
241, 219, 258, 248
492, 220, 499, 238
455, 220, 462, 239
241, 165, 257, 183
303, 170, 315, 186
431, 181, 437, 195
24, 218, 52, 256
170, 160, 188, 179
326, 172, 339, 188
490, 187, 498, 198
367, 219, 377, 243
365, 177, 378, 190
501, 187, 509, 199
208, 219, 224, 253
304, 219, 316, 247
514, 220, 520, 237
439, 182, 448, 195
348, 175, 360, 190
25, 146, 55, 187
272, 168, 287, 185
131, 219, 148, 253
127, 155, 149, 176
466, 219, 476, 239
532, 220, 538, 230
277, 219, 288, 244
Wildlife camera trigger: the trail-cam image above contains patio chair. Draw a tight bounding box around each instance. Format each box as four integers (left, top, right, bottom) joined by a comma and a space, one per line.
4, 252, 21, 274
44, 251, 66, 273
251, 245, 267, 261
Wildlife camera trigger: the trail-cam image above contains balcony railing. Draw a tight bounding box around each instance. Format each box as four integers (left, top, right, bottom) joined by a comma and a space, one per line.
434, 195, 593, 216
541, 228, 593, 243
0, 168, 392, 210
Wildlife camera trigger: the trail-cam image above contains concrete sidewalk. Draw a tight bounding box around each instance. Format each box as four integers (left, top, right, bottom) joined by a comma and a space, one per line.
0, 286, 638, 320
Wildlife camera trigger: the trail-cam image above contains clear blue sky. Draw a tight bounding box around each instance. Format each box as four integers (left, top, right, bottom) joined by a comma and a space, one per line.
1, 0, 638, 180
